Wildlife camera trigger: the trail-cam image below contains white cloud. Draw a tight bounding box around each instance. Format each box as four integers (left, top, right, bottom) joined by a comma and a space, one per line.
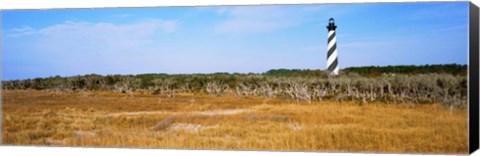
216, 7, 229, 15
214, 6, 300, 35
212, 4, 368, 35
3, 19, 180, 76
5, 26, 36, 37
6, 19, 178, 49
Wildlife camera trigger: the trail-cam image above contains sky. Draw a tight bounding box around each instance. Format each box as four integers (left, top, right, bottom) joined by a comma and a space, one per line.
1, 2, 470, 80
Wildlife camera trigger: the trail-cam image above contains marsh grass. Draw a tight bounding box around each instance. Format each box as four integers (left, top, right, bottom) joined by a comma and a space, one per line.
2, 90, 468, 154
152, 116, 176, 131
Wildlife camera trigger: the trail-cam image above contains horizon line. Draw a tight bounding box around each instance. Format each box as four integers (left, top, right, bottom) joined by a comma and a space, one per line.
1, 63, 467, 81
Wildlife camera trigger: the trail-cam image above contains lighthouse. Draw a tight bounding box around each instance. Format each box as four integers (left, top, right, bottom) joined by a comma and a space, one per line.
326, 17, 339, 75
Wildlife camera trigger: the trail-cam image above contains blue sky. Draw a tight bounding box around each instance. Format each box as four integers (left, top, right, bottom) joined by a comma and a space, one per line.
1, 2, 469, 80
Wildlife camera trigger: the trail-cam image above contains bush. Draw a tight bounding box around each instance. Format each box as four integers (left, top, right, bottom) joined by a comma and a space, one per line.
2, 65, 468, 108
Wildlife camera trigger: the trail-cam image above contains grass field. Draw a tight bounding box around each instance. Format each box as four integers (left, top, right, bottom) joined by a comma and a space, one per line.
1, 90, 468, 154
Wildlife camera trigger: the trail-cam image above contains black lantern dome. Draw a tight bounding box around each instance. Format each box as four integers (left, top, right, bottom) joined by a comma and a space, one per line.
327, 17, 337, 31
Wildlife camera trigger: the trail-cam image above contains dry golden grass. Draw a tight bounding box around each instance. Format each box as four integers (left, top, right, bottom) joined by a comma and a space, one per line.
2, 90, 468, 154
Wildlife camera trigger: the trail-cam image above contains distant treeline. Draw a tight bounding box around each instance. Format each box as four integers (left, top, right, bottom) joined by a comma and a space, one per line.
342, 64, 467, 76
1, 64, 468, 109
264, 69, 326, 77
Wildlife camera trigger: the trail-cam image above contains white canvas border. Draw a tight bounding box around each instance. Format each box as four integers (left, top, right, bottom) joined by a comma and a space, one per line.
0, 0, 478, 156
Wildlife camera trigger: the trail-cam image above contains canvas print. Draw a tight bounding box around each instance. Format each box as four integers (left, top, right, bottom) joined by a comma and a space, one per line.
1, 2, 472, 154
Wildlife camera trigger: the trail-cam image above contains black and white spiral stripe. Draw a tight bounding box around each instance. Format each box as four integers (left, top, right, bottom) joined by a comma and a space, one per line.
327, 30, 339, 75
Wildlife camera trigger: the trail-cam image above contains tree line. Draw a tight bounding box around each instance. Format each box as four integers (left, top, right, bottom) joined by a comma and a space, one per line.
342, 64, 467, 76
2, 64, 468, 109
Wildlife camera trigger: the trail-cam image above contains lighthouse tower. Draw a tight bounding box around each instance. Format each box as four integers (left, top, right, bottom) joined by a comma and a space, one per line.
326, 17, 339, 75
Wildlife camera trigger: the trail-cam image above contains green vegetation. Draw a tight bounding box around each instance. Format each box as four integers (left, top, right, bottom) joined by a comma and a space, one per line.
265, 69, 327, 77
343, 64, 467, 76
2, 64, 468, 109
